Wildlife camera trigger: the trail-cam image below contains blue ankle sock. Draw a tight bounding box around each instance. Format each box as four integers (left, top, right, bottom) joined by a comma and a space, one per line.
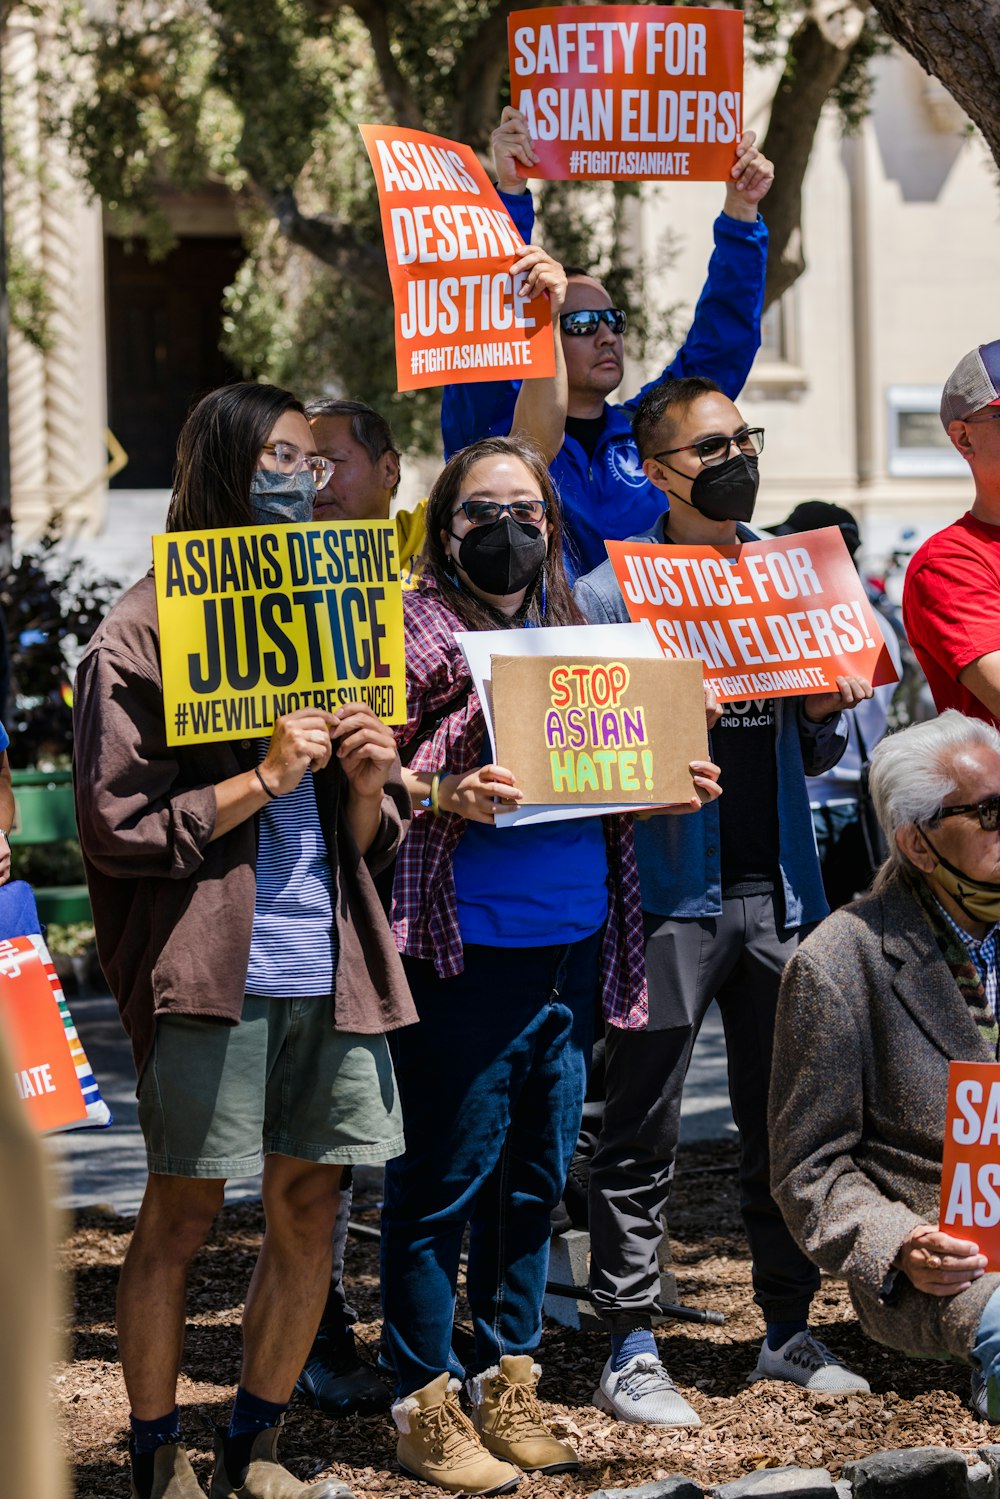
129, 1408, 180, 1455
227, 1385, 287, 1438
610, 1327, 658, 1372
766, 1319, 808, 1351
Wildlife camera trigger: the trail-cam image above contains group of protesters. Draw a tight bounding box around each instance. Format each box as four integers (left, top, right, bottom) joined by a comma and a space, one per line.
67, 100, 1000, 1499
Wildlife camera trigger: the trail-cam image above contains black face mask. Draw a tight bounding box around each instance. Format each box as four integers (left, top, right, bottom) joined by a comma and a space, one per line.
682, 452, 760, 523
454, 516, 548, 597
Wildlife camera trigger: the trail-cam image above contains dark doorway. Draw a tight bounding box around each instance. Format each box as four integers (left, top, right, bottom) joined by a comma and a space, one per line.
105, 235, 244, 487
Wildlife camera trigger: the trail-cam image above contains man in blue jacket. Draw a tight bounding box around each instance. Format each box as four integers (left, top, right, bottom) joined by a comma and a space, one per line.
574, 376, 874, 1425
441, 107, 774, 579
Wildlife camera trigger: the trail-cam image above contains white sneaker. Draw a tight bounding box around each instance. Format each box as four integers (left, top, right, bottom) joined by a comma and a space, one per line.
593, 1354, 701, 1427
748, 1330, 871, 1393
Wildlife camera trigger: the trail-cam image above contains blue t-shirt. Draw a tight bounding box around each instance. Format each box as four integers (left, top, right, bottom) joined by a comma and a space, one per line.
246, 747, 337, 997
452, 811, 609, 947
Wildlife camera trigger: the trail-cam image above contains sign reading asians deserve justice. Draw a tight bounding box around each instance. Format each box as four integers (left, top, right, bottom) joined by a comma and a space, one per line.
360, 124, 556, 392
491, 653, 707, 807
941, 1061, 1000, 1271
508, 5, 743, 182
606, 528, 898, 705
153, 522, 407, 747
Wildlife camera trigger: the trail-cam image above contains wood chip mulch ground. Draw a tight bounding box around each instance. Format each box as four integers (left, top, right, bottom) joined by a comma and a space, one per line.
60, 1139, 995, 1497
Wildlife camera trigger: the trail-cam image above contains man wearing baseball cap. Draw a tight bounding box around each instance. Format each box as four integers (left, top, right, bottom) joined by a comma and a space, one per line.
904, 340, 1000, 725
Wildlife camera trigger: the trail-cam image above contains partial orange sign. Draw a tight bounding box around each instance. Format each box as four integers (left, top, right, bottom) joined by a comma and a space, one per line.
509, 5, 743, 182
606, 528, 898, 703
0, 936, 87, 1134
360, 124, 556, 392
941, 1061, 1000, 1269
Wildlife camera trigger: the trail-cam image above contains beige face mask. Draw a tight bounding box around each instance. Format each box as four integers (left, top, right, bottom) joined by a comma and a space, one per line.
922, 828, 1000, 925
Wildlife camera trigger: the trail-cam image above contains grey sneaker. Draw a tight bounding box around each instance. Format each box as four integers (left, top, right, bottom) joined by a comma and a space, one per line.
593, 1354, 701, 1426
749, 1331, 870, 1393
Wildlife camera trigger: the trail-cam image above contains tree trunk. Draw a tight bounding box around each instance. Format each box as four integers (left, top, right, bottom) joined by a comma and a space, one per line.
760, 0, 868, 308
866, 0, 1000, 169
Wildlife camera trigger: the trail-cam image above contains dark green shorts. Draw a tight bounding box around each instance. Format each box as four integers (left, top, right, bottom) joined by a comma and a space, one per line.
137, 995, 404, 1178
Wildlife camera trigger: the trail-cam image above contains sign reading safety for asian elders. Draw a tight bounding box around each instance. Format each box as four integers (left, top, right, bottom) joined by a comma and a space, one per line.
153, 522, 407, 746
360, 124, 556, 392
492, 653, 707, 806
606, 528, 898, 704
509, 5, 743, 181
941, 1062, 1000, 1270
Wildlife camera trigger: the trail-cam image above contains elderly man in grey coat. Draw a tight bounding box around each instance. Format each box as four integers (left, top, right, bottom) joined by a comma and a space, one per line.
770, 709, 1000, 1418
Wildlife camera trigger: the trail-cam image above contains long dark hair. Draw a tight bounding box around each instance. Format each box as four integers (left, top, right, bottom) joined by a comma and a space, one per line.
423, 436, 582, 632
166, 382, 305, 532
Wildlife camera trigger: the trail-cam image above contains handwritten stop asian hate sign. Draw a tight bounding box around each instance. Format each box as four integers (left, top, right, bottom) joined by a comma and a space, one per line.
509, 5, 744, 181
606, 528, 898, 704
360, 124, 556, 392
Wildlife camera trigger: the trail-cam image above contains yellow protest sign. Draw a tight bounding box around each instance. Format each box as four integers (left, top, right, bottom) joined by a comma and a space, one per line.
153, 522, 407, 746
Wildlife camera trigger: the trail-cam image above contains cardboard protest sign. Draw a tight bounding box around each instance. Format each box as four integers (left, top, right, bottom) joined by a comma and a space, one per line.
509, 5, 743, 182
153, 522, 406, 746
606, 528, 898, 704
940, 1061, 1000, 1269
360, 123, 556, 391
492, 654, 706, 807
0, 936, 88, 1134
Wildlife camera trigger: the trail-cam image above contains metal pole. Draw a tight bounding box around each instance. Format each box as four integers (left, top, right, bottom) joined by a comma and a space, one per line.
0, 17, 12, 571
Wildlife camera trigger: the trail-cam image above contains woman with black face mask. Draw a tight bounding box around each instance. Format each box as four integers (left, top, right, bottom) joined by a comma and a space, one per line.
378, 436, 714, 1492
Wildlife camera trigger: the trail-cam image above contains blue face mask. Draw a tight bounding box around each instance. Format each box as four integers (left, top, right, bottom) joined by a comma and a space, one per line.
250, 468, 316, 525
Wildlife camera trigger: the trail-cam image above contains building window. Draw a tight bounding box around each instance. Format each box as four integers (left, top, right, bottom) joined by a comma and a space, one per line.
886, 385, 968, 478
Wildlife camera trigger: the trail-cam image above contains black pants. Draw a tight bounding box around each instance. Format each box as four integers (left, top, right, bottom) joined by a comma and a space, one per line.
588, 893, 821, 1327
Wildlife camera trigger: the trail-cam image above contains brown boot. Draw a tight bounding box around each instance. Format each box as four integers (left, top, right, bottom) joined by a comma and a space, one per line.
467, 1357, 578, 1473
130, 1442, 207, 1498
209, 1419, 353, 1499
392, 1372, 521, 1494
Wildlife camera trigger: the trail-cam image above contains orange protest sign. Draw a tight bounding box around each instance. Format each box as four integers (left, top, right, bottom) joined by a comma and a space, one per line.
360, 124, 556, 392
941, 1061, 1000, 1269
606, 528, 898, 703
509, 5, 743, 182
0, 936, 88, 1134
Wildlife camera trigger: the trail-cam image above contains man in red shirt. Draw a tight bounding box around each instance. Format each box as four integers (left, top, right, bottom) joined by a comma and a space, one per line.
904, 339, 1000, 726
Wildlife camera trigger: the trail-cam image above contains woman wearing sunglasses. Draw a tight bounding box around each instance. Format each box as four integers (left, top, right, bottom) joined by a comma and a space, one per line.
74, 382, 413, 1499
379, 434, 719, 1493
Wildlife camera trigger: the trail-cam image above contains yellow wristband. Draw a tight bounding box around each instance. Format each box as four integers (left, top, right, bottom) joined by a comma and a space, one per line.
430, 773, 442, 817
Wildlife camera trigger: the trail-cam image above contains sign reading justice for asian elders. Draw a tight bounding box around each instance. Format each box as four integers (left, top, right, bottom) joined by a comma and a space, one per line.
360, 124, 556, 392
509, 6, 743, 182
606, 528, 898, 705
940, 1061, 1000, 1270
491, 654, 707, 807
153, 522, 407, 747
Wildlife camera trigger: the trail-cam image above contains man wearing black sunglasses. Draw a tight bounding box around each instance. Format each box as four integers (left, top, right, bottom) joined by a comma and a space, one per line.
905, 340, 1000, 731
441, 106, 774, 581
572, 375, 874, 1423
771, 710, 1000, 1423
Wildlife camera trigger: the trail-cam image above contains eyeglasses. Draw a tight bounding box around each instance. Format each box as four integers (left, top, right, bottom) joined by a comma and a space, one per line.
559, 308, 628, 337
260, 441, 335, 488
653, 427, 765, 468
930, 796, 1000, 833
453, 499, 548, 526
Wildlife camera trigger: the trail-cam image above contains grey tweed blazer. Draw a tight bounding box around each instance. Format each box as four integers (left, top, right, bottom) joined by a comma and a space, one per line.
770, 875, 1000, 1361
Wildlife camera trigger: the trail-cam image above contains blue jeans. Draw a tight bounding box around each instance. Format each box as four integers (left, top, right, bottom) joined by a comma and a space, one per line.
973, 1287, 1000, 1415
380, 933, 601, 1397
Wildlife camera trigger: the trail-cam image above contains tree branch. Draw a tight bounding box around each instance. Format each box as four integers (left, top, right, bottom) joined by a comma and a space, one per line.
351, 0, 424, 130
260, 185, 392, 301
761, 0, 868, 307
450, 0, 521, 151
865, 0, 1000, 170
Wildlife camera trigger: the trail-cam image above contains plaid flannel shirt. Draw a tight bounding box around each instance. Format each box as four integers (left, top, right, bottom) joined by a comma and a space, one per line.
391, 580, 648, 1029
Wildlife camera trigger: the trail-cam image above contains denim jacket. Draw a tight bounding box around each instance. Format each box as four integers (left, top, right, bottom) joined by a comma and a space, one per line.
573, 518, 847, 931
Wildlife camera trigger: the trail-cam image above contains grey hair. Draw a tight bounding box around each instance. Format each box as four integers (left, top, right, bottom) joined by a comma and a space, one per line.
305, 397, 401, 498
869, 709, 1000, 888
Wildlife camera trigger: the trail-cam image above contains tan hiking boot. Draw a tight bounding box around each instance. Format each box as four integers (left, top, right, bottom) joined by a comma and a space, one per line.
392, 1372, 521, 1494
131, 1442, 207, 1499
209, 1419, 353, 1499
467, 1357, 578, 1474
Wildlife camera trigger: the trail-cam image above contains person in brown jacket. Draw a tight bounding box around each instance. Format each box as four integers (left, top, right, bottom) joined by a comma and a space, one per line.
73, 383, 416, 1499
770, 709, 1000, 1420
